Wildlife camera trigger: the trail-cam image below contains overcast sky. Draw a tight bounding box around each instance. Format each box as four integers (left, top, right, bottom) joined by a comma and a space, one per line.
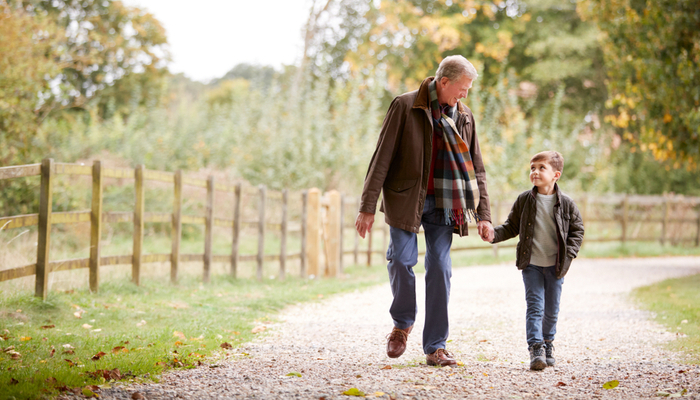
122, 0, 311, 82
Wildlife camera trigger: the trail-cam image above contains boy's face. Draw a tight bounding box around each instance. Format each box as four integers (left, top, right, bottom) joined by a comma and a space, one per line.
530, 160, 561, 193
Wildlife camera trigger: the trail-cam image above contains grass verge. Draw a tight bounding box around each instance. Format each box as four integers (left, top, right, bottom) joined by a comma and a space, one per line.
632, 273, 700, 364
0, 264, 385, 399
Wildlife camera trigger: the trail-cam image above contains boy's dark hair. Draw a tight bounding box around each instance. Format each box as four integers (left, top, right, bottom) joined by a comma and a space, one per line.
530, 151, 564, 173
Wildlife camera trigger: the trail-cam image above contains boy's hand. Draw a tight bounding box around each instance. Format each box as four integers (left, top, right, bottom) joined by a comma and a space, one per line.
477, 220, 494, 242
355, 211, 375, 239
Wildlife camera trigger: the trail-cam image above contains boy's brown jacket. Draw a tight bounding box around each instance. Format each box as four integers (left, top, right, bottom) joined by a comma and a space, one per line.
359, 77, 491, 236
492, 184, 584, 278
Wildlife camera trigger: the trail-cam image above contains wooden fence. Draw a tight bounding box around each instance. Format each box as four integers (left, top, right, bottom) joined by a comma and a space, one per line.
1, 159, 700, 299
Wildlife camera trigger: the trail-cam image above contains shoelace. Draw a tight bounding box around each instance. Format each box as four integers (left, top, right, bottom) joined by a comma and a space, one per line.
387, 328, 408, 342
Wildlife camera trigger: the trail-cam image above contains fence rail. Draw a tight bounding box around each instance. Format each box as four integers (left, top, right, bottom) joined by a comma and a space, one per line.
1, 159, 700, 298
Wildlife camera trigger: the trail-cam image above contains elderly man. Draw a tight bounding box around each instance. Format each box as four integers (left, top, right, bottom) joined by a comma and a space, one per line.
355, 55, 493, 366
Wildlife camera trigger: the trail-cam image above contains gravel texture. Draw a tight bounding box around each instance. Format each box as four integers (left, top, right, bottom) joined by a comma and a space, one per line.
96, 257, 700, 399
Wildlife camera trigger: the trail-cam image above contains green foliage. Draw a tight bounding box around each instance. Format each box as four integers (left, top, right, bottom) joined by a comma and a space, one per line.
579, 0, 700, 168
633, 273, 700, 364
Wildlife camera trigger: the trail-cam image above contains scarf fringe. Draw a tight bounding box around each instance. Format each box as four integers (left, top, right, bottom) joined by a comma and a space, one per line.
443, 208, 480, 226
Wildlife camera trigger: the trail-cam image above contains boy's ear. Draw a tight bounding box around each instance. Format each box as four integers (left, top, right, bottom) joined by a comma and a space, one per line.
554, 170, 562, 181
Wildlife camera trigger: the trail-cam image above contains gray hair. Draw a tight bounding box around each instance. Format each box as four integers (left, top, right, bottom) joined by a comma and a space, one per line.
435, 55, 478, 82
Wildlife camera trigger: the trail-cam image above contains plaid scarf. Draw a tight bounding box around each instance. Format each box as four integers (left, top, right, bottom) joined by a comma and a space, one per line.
429, 79, 480, 226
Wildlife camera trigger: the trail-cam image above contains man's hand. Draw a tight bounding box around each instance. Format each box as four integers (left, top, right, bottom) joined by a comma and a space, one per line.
355, 211, 375, 239
477, 220, 494, 243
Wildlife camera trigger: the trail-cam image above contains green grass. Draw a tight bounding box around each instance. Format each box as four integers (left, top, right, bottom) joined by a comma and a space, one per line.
632, 273, 700, 364
0, 264, 386, 399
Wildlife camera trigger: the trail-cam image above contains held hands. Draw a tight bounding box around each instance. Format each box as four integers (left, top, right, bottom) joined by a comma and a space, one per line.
477, 220, 494, 243
355, 211, 375, 239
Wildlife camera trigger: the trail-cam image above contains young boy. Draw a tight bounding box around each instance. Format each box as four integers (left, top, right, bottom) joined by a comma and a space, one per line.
491, 151, 584, 370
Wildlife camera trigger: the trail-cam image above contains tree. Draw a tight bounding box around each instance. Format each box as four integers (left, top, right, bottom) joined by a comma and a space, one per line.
579, 0, 700, 169
11, 0, 170, 120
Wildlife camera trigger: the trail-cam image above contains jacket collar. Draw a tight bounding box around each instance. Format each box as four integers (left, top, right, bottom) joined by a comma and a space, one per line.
529, 182, 561, 205
413, 77, 468, 115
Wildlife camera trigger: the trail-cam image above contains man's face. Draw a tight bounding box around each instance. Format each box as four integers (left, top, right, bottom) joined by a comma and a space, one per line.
438, 74, 473, 107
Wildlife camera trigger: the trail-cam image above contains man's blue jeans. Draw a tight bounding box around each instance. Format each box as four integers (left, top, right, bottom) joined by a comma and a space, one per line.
521, 264, 564, 346
386, 195, 454, 354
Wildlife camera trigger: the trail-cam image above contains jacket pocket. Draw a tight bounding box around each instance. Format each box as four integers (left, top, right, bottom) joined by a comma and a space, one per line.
384, 178, 418, 193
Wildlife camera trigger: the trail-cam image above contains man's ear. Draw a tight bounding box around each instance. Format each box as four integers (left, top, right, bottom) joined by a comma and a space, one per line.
440, 76, 451, 87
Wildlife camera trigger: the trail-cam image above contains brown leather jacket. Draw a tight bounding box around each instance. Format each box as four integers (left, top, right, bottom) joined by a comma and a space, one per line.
359, 77, 491, 236
492, 184, 585, 278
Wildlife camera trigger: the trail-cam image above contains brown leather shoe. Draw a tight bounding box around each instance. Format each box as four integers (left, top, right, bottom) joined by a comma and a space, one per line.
386, 326, 412, 358
426, 348, 458, 367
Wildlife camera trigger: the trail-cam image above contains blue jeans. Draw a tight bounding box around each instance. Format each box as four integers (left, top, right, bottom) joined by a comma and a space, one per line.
522, 264, 564, 346
386, 195, 454, 354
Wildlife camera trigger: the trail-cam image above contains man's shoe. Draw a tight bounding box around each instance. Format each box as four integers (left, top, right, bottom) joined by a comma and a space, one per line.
529, 342, 547, 370
386, 326, 412, 358
544, 341, 556, 367
426, 348, 458, 367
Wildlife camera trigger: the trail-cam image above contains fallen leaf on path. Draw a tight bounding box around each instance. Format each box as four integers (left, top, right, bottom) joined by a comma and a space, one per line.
82, 387, 98, 398
603, 380, 619, 389
381, 365, 391, 370
555, 382, 567, 387
220, 342, 233, 350
252, 326, 267, 333
286, 372, 302, 377
342, 388, 365, 396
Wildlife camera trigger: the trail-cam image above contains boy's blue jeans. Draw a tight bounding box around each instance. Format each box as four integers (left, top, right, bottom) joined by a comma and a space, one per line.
522, 264, 564, 347
386, 195, 454, 355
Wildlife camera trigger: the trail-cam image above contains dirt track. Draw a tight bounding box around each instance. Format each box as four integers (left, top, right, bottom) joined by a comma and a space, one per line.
99, 257, 700, 399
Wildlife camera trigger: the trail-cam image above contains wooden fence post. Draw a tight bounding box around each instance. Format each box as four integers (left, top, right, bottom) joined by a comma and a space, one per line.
326, 190, 341, 277
257, 185, 266, 281
354, 197, 360, 265
171, 170, 183, 284
492, 199, 499, 259
280, 189, 288, 280
696, 203, 700, 247
35, 158, 54, 299
621, 195, 628, 244
301, 190, 308, 278
366, 226, 373, 267
132, 164, 145, 286
89, 160, 103, 293
339, 194, 345, 273
661, 196, 670, 246
203, 175, 215, 283
231, 183, 242, 278
306, 188, 321, 277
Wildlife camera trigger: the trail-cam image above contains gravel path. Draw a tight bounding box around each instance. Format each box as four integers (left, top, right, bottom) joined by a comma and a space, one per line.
100, 257, 700, 399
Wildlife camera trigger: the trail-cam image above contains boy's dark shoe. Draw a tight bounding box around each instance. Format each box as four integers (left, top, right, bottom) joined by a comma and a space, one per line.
426, 348, 458, 367
544, 341, 556, 366
529, 343, 547, 371
386, 326, 412, 358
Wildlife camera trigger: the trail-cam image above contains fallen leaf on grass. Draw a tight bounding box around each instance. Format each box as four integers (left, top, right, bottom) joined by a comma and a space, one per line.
82, 387, 99, 398
73, 312, 82, 319
10, 378, 18, 385
286, 372, 302, 377
41, 325, 55, 329
91, 351, 106, 361
3, 345, 15, 352
136, 320, 147, 327
65, 359, 75, 367
342, 388, 365, 396
603, 380, 619, 390
174, 341, 184, 347
111, 346, 126, 354
19, 336, 31, 342
82, 324, 93, 329
8, 350, 21, 360
173, 331, 186, 339
220, 342, 233, 350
